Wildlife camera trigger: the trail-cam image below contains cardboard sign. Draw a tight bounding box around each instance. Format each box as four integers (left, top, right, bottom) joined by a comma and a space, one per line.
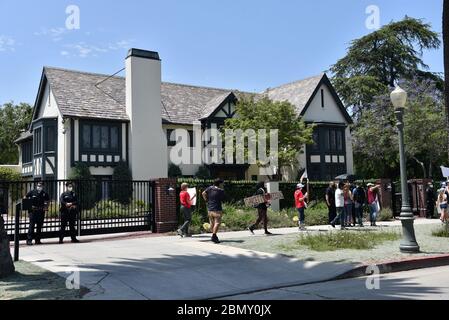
187, 188, 197, 206
244, 192, 284, 207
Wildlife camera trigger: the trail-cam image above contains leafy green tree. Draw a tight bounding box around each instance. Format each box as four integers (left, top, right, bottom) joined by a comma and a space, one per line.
0, 102, 33, 165
443, 0, 449, 162
330, 17, 441, 118
223, 96, 314, 180
353, 79, 447, 179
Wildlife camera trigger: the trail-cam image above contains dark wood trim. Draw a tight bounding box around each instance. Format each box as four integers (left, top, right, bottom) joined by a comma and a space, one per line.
70, 118, 75, 167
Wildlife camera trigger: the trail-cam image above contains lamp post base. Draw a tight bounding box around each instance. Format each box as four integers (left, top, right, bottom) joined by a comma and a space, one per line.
399, 216, 420, 253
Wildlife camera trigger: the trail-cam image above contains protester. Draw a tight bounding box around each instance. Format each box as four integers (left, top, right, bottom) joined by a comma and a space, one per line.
177, 183, 196, 237
436, 188, 448, 224
331, 182, 346, 230
325, 182, 337, 225
294, 183, 308, 231
202, 178, 225, 244
367, 183, 381, 227
343, 183, 354, 227
352, 183, 366, 227
248, 182, 272, 235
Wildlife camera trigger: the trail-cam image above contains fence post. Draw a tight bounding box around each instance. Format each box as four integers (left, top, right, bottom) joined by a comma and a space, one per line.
14, 202, 20, 262
153, 178, 178, 233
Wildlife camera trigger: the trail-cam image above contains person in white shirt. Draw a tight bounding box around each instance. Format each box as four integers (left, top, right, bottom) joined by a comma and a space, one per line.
331, 181, 347, 230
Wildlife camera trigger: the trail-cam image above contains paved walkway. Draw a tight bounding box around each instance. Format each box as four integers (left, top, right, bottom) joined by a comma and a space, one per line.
17, 219, 441, 300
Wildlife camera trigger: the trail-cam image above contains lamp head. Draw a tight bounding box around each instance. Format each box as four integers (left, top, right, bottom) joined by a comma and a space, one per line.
390, 85, 407, 110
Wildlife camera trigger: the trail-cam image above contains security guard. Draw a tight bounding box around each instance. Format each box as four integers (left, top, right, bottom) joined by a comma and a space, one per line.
24, 181, 50, 245
59, 182, 80, 244
426, 182, 436, 219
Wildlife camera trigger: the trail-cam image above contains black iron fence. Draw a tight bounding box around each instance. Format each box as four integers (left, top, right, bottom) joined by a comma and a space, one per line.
0, 179, 155, 241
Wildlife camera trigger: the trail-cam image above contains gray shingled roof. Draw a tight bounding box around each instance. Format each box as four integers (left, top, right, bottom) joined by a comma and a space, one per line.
42, 67, 327, 125
264, 73, 324, 115
14, 131, 33, 144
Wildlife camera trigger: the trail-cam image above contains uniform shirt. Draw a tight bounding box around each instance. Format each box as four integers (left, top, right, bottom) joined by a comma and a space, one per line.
335, 188, 344, 208
25, 189, 50, 209
180, 191, 191, 209
60, 191, 78, 211
204, 186, 225, 212
294, 190, 306, 209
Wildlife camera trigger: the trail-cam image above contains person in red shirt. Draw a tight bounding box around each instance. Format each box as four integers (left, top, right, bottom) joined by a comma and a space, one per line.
294, 183, 308, 231
177, 183, 196, 237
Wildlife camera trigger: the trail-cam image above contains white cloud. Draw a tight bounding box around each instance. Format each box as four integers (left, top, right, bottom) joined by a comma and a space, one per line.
0, 35, 16, 52
34, 27, 68, 42
62, 40, 134, 58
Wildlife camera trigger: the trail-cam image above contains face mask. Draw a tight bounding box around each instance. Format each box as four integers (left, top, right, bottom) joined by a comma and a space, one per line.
36, 187, 43, 192
68, 187, 73, 192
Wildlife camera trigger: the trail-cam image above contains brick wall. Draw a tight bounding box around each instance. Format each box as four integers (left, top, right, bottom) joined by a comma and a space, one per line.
153, 178, 178, 233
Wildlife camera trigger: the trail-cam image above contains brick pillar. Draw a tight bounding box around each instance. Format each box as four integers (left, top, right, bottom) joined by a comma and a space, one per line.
376, 179, 392, 210
153, 178, 178, 233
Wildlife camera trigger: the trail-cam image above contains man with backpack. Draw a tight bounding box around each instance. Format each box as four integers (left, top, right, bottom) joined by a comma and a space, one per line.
353, 183, 366, 227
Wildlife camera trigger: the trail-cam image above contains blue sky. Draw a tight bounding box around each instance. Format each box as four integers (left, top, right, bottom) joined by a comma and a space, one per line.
0, 0, 444, 105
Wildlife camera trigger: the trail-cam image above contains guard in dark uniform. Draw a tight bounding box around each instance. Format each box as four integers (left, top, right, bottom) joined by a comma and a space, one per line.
426, 182, 435, 219
24, 181, 50, 245
59, 182, 80, 244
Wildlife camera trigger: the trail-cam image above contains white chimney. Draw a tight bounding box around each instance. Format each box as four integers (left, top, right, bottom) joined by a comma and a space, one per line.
126, 48, 168, 180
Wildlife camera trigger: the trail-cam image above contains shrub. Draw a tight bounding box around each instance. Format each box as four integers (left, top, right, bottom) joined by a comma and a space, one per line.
0, 167, 21, 181
111, 161, 133, 205
378, 208, 394, 221
195, 166, 211, 179
168, 164, 183, 178
69, 163, 96, 210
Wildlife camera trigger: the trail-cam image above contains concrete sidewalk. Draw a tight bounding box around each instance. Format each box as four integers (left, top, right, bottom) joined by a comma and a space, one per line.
17, 218, 441, 300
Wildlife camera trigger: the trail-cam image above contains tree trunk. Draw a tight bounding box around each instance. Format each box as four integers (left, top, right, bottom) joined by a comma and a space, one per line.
443, 0, 449, 163
0, 216, 14, 278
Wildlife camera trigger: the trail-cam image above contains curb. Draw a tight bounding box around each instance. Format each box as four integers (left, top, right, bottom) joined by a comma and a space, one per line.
335, 254, 449, 280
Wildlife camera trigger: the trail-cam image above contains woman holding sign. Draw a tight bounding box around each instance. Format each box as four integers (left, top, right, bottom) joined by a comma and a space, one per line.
177, 183, 196, 237
248, 182, 272, 235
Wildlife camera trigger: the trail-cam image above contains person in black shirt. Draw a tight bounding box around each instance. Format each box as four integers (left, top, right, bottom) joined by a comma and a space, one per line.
426, 182, 435, 219
24, 181, 50, 245
248, 182, 272, 235
59, 182, 80, 244
202, 178, 225, 244
325, 182, 337, 224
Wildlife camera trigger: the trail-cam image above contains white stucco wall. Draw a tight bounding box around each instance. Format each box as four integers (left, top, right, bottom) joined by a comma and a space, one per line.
37, 85, 60, 119
302, 84, 347, 123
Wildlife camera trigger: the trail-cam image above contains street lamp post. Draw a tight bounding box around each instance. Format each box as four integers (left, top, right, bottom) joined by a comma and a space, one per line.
390, 85, 420, 253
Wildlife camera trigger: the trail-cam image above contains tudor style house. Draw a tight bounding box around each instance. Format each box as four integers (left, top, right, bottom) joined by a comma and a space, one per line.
15, 48, 354, 182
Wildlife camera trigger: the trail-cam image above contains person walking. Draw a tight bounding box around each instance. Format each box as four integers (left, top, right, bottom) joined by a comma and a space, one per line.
325, 182, 337, 225
202, 179, 225, 244
295, 183, 308, 231
426, 182, 436, 219
367, 183, 381, 227
177, 183, 196, 237
436, 188, 449, 224
352, 183, 366, 227
331, 182, 346, 230
59, 182, 80, 244
24, 181, 50, 245
248, 182, 272, 235
343, 184, 354, 227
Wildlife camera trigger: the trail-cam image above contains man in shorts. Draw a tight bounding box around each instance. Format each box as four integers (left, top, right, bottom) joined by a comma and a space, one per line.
202, 178, 225, 244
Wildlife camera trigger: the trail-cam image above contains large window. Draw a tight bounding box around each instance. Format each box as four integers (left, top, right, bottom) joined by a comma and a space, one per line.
81, 123, 120, 152
45, 126, 56, 152
22, 141, 33, 164
34, 128, 42, 154
323, 127, 345, 152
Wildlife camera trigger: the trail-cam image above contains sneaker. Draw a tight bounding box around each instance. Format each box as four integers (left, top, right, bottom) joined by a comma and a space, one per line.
35, 240, 42, 245
265, 231, 273, 235
26, 240, 33, 246
211, 234, 220, 244
59, 238, 64, 244
71, 239, 80, 243
177, 229, 184, 237
331, 222, 336, 228
248, 227, 255, 235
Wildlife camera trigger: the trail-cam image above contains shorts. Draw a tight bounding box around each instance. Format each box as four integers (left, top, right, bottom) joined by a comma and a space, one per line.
208, 211, 223, 225
440, 204, 448, 210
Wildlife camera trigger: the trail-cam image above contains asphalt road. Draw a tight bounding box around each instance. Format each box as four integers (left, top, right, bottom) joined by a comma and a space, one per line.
223, 266, 449, 300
